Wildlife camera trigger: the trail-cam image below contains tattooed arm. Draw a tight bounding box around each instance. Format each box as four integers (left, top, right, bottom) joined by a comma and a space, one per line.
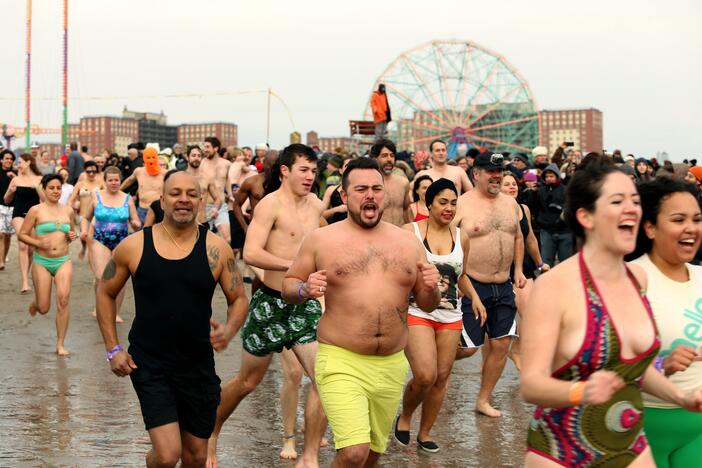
207, 233, 249, 352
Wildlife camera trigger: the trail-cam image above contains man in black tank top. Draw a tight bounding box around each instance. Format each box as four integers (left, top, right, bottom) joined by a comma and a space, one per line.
96, 171, 249, 467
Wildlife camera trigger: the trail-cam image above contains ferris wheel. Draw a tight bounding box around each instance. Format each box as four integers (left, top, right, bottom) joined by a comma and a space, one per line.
365, 40, 539, 156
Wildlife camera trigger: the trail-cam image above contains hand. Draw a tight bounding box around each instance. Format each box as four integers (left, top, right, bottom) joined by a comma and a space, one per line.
130, 219, 142, 231
582, 370, 625, 405
663, 345, 699, 376
303, 270, 327, 299
417, 261, 440, 291
335, 205, 348, 214
7, 172, 15, 179
209, 207, 219, 220
472, 297, 487, 326
67, 231, 77, 242
210, 318, 233, 352
681, 387, 702, 412
110, 350, 137, 377
514, 271, 527, 289
540, 263, 551, 273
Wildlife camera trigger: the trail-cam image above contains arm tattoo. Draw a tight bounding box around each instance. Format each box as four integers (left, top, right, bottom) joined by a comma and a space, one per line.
227, 258, 243, 291
102, 258, 117, 281
207, 245, 220, 272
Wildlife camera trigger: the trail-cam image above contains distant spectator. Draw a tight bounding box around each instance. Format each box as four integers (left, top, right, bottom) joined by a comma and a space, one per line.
531, 146, 549, 172
370, 83, 391, 141
67, 142, 84, 184
624, 155, 635, 167
81, 145, 92, 162
37, 150, 55, 175
635, 158, 653, 182
507, 153, 529, 180
172, 143, 187, 170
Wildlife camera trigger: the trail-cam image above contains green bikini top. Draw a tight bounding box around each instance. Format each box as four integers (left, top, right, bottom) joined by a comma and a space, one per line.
36, 222, 71, 235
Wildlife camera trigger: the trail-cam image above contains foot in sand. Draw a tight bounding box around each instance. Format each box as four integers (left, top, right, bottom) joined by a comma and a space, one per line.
280, 437, 298, 460
56, 345, 70, 356
300, 425, 329, 448
20, 287, 31, 294
115, 315, 124, 323
28, 302, 38, 317
475, 401, 501, 418
206, 436, 218, 468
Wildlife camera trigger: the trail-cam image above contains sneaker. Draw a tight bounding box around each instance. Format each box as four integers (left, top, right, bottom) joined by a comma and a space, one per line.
417, 438, 439, 453
393, 417, 410, 447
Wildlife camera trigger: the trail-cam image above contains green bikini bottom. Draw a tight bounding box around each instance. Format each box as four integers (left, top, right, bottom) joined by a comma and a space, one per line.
32, 252, 70, 276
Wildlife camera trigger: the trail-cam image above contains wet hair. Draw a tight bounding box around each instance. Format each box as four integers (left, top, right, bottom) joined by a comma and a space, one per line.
629, 177, 699, 258
564, 153, 627, 240
341, 158, 383, 191
41, 173, 63, 189
412, 175, 433, 202
84, 161, 98, 172
369, 139, 396, 158
103, 166, 122, 180
204, 136, 221, 150
0, 149, 15, 161
187, 145, 201, 156
19, 153, 41, 176
424, 178, 457, 207
279, 143, 317, 170
429, 139, 447, 152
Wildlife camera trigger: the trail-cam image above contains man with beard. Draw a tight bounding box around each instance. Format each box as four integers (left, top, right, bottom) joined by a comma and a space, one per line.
454, 151, 526, 418
369, 139, 412, 226
207, 144, 326, 468
201, 137, 232, 243
282, 157, 440, 467
185, 145, 222, 225
96, 171, 249, 467
414, 140, 473, 195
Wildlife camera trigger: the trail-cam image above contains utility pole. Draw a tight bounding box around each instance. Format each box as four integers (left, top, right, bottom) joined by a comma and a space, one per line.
62, 0, 68, 146
266, 87, 271, 144
25, 0, 32, 150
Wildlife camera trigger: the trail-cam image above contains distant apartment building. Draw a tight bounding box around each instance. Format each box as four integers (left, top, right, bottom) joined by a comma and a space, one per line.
538, 108, 603, 154
123, 107, 177, 149
40, 143, 65, 162
177, 123, 238, 148
68, 116, 139, 156
318, 137, 353, 154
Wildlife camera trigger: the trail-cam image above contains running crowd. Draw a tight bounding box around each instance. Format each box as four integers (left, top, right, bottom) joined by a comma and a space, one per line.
2, 137, 702, 467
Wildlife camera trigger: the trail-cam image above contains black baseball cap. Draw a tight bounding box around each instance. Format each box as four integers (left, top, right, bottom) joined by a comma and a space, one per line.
474, 151, 504, 170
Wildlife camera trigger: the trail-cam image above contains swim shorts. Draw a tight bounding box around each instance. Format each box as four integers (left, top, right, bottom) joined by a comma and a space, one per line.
129, 362, 221, 439
136, 206, 148, 225
0, 206, 14, 234
460, 276, 517, 348
241, 284, 321, 357
206, 202, 229, 228
315, 343, 409, 453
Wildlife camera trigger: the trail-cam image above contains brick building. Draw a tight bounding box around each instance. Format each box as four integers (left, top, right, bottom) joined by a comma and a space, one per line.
538, 108, 603, 155
177, 123, 238, 148
40, 143, 66, 162
318, 137, 352, 154
68, 116, 139, 156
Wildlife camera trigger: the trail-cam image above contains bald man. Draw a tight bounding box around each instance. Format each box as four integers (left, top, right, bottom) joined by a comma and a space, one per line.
96, 171, 249, 467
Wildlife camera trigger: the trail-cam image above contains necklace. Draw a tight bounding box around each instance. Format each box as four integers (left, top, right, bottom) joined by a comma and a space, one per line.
160, 223, 199, 252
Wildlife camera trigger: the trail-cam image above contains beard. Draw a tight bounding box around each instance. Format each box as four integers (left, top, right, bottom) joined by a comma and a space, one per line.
189, 160, 200, 169
348, 203, 383, 229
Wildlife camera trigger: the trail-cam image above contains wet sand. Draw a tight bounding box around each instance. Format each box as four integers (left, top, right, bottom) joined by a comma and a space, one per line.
0, 241, 531, 467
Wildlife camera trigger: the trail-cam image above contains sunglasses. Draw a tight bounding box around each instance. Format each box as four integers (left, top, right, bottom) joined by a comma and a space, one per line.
85, 170, 97, 175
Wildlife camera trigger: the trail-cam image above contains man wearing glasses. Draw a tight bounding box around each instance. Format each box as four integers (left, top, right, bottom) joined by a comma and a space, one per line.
454, 151, 526, 418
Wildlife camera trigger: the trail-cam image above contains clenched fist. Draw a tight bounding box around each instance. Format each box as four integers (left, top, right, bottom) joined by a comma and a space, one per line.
417, 261, 440, 292
302, 270, 327, 299
582, 370, 625, 405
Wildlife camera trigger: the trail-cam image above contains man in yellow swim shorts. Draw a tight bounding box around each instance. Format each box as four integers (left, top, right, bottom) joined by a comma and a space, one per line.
283, 157, 440, 466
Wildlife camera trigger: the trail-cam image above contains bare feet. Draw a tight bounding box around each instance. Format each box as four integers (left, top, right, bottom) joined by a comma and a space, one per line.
115, 315, 125, 324
56, 345, 70, 356
20, 287, 31, 294
206, 436, 218, 468
294, 456, 319, 468
319, 437, 329, 448
78, 247, 86, 261
28, 302, 38, 317
0, 263, 5, 270
90, 309, 97, 317
280, 437, 298, 460
475, 401, 502, 418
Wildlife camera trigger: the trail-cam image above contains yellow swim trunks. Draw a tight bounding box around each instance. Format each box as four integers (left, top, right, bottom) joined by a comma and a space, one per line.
315, 343, 409, 453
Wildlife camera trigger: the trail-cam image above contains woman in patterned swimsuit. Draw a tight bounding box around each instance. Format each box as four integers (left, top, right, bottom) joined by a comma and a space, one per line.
82, 166, 140, 322
520, 154, 702, 467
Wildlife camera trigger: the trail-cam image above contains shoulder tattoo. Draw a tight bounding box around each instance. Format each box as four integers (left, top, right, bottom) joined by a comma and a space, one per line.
207, 245, 220, 272
227, 257, 243, 291
102, 258, 117, 281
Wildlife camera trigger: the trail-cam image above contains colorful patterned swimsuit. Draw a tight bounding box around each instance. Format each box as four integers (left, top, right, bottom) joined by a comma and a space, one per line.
93, 193, 130, 251
527, 252, 660, 467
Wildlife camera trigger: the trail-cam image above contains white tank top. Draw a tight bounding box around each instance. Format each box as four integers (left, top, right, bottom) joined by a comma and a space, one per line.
408, 222, 464, 323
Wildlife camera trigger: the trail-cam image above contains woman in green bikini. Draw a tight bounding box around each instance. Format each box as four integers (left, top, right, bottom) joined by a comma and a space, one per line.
18, 174, 77, 356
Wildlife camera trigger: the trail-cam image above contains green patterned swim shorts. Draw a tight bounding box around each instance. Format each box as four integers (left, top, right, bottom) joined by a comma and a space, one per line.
241, 284, 322, 357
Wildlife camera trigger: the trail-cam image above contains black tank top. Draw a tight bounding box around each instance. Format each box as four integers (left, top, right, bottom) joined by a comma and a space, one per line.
13, 186, 40, 217
329, 186, 347, 224
518, 204, 529, 239
128, 225, 217, 367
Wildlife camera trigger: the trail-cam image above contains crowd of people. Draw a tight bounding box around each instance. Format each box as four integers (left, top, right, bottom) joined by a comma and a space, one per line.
2, 135, 702, 467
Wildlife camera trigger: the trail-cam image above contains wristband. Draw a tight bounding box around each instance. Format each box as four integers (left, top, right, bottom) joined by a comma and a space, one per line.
297, 283, 306, 300
653, 356, 665, 374
568, 381, 585, 406
537, 263, 545, 271
106, 344, 123, 361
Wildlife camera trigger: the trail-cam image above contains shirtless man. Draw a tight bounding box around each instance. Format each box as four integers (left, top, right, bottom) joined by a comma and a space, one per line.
201, 137, 232, 243
120, 147, 165, 225
414, 140, 473, 194
184, 145, 221, 224
369, 139, 411, 226
207, 144, 326, 468
454, 151, 526, 417
282, 157, 440, 467
227, 147, 257, 194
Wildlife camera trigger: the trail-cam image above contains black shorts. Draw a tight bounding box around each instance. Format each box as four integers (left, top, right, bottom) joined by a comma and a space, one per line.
129, 363, 221, 439
229, 211, 246, 250
460, 277, 517, 348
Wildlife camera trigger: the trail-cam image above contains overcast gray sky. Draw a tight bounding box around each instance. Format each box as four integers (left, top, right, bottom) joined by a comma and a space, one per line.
2, 0, 700, 159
